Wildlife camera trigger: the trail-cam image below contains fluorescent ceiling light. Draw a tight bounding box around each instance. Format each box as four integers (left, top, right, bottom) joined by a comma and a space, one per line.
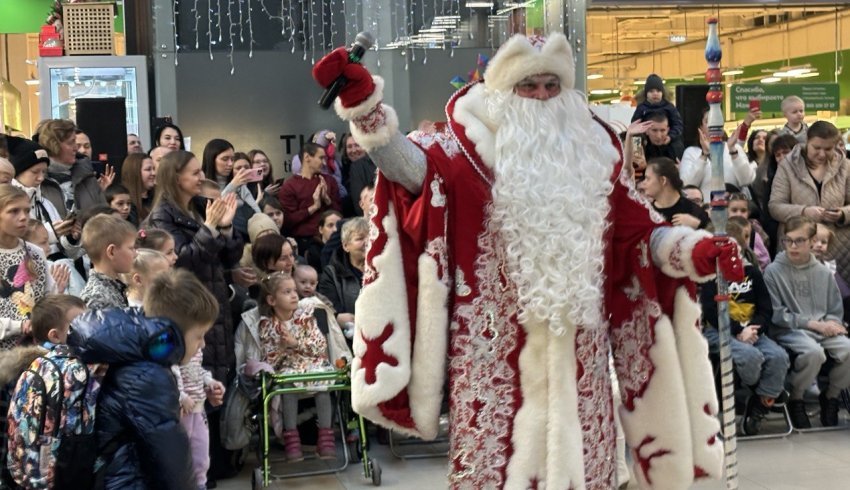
587, 73, 603, 80
24, 79, 40, 86
785, 68, 812, 76
760, 77, 781, 84
796, 72, 820, 78
633, 80, 645, 85
590, 89, 618, 95
722, 69, 744, 76
465, 1, 493, 7
669, 35, 687, 43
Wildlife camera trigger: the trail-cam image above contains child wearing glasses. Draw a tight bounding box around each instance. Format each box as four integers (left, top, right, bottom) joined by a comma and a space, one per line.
763, 216, 850, 429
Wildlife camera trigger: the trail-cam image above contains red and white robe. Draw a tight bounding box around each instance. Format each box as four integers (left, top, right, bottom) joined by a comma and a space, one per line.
341, 79, 723, 489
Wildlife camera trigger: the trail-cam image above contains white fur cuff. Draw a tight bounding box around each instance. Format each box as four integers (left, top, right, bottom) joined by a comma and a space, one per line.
348, 104, 399, 153
652, 227, 715, 282
335, 76, 385, 120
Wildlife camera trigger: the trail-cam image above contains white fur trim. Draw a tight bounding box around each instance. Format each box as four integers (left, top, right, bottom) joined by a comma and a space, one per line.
672, 287, 723, 479
620, 314, 694, 489
484, 33, 576, 93
504, 322, 552, 487
349, 103, 399, 153
546, 324, 585, 488
334, 76, 385, 120
653, 227, 715, 282
407, 254, 450, 440
351, 203, 411, 410
452, 84, 498, 168
504, 321, 585, 489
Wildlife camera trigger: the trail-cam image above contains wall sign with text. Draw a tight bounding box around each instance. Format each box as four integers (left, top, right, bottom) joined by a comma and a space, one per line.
731, 83, 840, 112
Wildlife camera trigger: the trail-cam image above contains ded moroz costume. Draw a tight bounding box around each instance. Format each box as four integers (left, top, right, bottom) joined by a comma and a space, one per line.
313, 33, 743, 489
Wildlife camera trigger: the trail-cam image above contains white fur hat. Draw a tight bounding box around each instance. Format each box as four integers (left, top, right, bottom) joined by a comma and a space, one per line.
484, 33, 575, 93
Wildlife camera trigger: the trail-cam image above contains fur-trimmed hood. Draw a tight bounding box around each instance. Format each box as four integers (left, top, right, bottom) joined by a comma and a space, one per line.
0, 345, 48, 386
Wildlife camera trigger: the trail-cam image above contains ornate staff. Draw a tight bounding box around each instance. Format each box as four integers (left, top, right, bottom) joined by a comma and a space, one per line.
705, 17, 738, 490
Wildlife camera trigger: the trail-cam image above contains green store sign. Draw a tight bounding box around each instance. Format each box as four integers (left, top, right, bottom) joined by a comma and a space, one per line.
731, 83, 840, 112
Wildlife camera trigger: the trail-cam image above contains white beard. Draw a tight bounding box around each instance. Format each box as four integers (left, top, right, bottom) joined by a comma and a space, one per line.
485, 90, 620, 334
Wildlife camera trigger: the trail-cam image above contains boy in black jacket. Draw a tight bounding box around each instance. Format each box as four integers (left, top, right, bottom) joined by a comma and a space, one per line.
700, 219, 789, 435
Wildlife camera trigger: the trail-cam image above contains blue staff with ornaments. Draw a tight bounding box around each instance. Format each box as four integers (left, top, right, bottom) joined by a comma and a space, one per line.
705, 17, 739, 490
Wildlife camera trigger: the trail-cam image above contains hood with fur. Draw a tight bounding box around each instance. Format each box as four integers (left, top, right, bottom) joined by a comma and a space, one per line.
0, 345, 48, 386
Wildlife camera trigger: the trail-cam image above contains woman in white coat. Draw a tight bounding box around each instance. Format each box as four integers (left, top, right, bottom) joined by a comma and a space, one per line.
680, 109, 756, 202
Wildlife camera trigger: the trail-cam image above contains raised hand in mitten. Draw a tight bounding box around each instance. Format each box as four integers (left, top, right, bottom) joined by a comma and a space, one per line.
312, 47, 375, 108
692, 236, 744, 283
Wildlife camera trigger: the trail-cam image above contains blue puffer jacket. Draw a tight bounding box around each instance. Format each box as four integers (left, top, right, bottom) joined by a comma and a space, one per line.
67, 308, 194, 490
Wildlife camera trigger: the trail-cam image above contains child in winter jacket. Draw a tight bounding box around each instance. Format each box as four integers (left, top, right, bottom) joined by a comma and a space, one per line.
5, 295, 93, 490
631, 74, 684, 140
67, 270, 219, 490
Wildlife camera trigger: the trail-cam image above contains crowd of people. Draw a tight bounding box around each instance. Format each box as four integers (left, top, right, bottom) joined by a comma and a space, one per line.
628, 77, 850, 436
0, 67, 846, 489
0, 121, 376, 489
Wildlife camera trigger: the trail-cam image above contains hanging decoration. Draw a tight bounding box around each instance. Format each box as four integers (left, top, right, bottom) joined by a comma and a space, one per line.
174, 0, 489, 74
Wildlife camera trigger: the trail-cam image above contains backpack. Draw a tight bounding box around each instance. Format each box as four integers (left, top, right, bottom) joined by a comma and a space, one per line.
6, 348, 100, 490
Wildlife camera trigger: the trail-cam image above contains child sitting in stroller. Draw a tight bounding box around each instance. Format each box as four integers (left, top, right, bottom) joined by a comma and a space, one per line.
235, 272, 350, 462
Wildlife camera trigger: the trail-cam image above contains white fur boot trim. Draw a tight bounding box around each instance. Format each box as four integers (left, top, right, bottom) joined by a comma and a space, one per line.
620, 313, 694, 489
407, 254, 450, 440
672, 286, 723, 479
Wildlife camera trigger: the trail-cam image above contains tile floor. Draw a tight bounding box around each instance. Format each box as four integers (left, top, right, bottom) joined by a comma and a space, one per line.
222, 417, 850, 489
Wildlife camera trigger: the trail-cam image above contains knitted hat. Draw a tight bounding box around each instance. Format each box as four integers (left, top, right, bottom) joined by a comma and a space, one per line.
248, 213, 279, 243
484, 33, 575, 93
644, 74, 665, 93
6, 136, 49, 176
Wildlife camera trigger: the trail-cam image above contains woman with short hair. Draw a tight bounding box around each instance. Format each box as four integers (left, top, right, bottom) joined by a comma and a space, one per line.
38, 119, 108, 215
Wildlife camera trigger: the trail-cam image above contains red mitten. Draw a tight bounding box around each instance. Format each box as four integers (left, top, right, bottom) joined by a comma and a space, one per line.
312, 47, 349, 87
312, 47, 376, 108
692, 236, 744, 283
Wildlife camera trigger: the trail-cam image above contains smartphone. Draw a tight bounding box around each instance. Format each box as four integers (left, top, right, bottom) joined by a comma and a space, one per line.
631, 135, 643, 153
246, 167, 264, 183
749, 99, 761, 111
64, 211, 77, 221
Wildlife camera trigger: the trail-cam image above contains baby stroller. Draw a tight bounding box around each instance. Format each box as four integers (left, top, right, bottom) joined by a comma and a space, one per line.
237, 298, 381, 488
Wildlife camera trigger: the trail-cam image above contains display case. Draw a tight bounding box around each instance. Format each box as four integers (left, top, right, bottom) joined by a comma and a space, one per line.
38, 55, 150, 146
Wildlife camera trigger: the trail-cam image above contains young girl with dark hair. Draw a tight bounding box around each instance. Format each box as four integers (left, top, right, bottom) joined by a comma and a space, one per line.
639, 157, 710, 229
121, 153, 157, 224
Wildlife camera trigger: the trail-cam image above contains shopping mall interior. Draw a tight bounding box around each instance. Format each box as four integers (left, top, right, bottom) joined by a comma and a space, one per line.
2, 1, 850, 489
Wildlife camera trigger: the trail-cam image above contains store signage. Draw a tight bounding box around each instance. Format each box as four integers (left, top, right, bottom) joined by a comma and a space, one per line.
731, 83, 840, 112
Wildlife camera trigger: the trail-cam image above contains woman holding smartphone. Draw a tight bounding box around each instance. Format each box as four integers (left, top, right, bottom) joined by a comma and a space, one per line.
223, 150, 262, 240
769, 121, 850, 283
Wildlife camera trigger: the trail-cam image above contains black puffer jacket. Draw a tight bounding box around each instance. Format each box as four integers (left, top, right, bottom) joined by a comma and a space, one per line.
146, 197, 243, 382
318, 247, 361, 315
68, 308, 194, 490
